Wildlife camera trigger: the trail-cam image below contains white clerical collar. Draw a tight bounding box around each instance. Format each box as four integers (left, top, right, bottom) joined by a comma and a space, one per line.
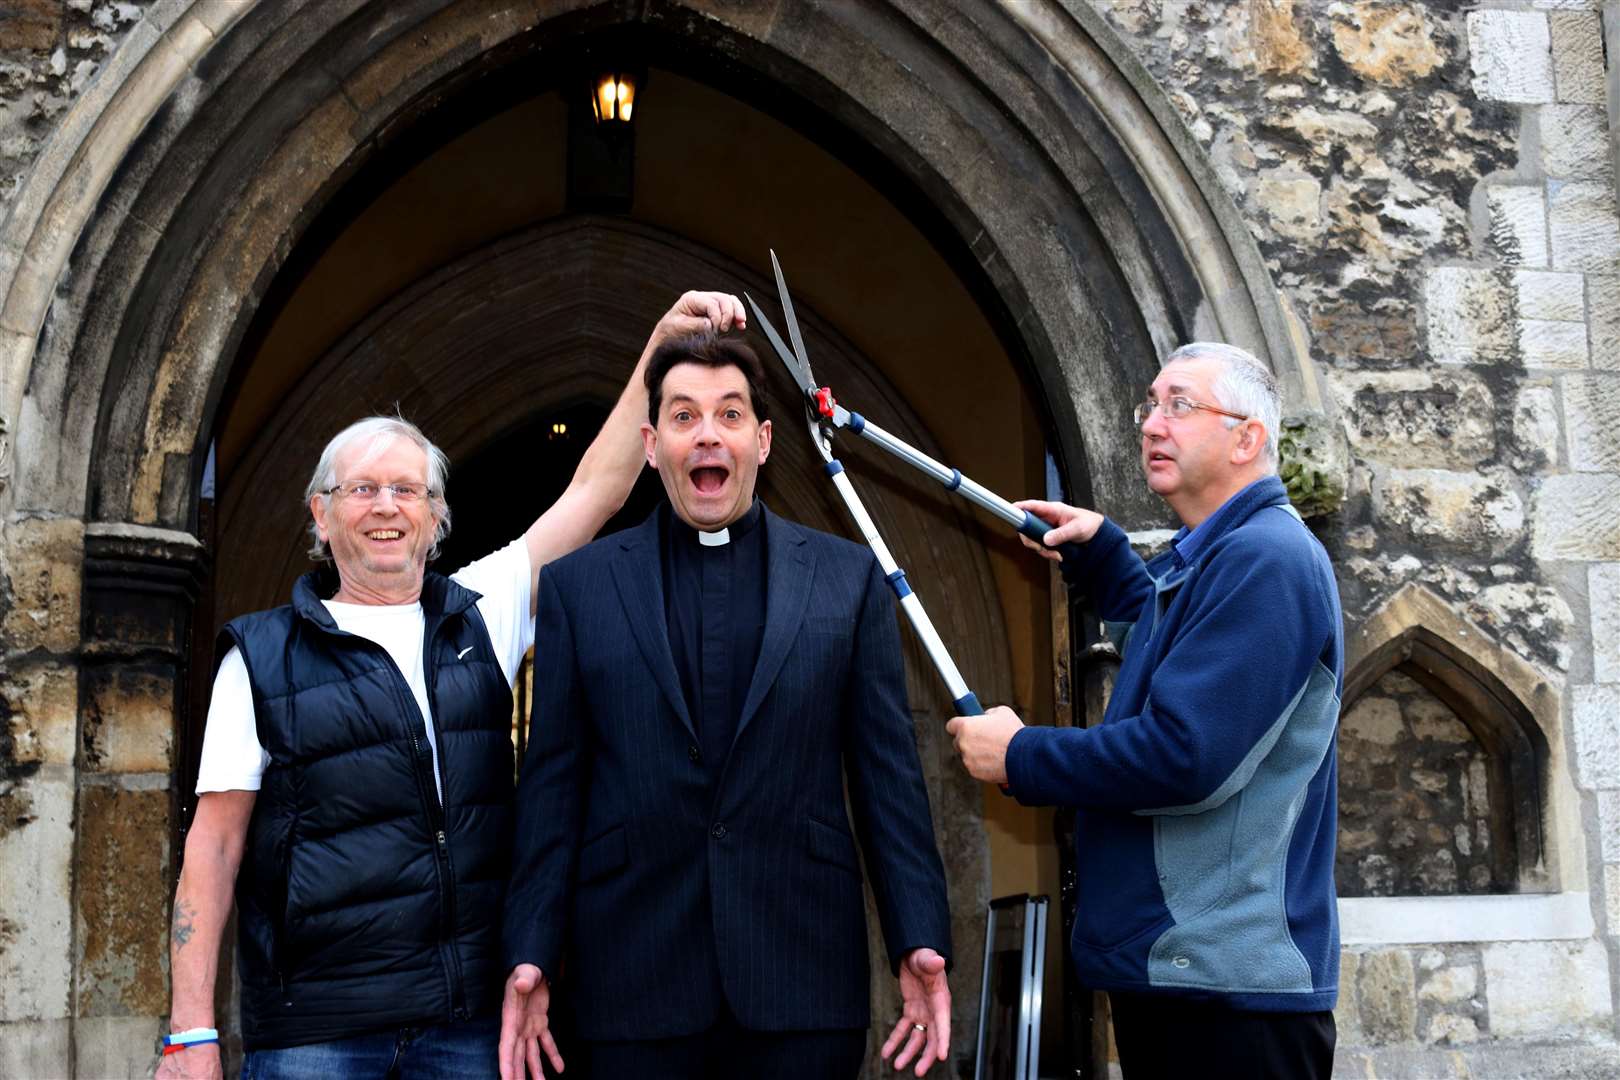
698, 527, 730, 547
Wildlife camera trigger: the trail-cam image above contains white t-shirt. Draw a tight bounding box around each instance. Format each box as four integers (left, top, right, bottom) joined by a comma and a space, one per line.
195, 538, 534, 802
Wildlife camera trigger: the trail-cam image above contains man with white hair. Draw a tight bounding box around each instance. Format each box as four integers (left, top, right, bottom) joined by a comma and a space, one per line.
947, 342, 1343, 1078
155, 292, 745, 1080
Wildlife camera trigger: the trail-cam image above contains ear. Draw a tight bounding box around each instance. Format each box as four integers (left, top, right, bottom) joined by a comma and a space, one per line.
756, 419, 772, 464
1231, 419, 1265, 467
310, 493, 331, 543
641, 422, 659, 469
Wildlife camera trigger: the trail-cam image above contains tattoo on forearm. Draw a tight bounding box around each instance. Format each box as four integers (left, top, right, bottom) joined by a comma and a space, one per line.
172, 899, 195, 951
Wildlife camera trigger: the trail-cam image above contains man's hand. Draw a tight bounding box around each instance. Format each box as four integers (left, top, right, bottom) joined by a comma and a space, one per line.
155, 1043, 222, 1080
1013, 499, 1104, 561
500, 964, 564, 1079
880, 947, 951, 1076
945, 705, 1025, 785
649, 291, 746, 347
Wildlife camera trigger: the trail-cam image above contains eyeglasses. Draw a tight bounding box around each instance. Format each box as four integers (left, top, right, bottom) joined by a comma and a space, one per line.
1133, 396, 1249, 428
324, 481, 432, 503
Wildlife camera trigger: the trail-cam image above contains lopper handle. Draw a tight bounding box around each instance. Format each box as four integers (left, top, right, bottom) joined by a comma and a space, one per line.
1016, 511, 1085, 564
949, 691, 1012, 795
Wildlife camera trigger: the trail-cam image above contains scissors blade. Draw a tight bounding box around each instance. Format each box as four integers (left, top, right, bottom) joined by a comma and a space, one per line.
745, 292, 816, 399
770, 250, 815, 385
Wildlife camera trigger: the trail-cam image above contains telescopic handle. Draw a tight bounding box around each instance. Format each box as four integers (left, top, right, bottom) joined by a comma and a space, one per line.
848, 412, 1084, 562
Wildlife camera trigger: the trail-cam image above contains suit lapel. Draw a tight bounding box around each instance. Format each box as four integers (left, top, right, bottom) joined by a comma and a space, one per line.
608, 512, 697, 741
736, 508, 814, 742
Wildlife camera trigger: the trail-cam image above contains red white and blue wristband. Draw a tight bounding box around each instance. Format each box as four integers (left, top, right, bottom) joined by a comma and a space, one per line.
160, 1028, 219, 1055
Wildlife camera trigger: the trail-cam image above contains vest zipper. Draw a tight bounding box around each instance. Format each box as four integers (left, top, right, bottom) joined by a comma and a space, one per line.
422, 616, 467, 1021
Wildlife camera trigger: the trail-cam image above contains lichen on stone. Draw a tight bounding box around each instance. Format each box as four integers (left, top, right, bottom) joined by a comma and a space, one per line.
1279, 412, 1347, 517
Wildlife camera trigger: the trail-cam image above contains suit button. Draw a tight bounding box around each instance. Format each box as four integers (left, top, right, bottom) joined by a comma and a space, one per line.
688, 744, 701, 763
710, 822, 728, 840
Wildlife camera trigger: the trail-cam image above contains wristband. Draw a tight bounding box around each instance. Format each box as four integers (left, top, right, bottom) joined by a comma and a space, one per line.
160, 1028, 219, 1055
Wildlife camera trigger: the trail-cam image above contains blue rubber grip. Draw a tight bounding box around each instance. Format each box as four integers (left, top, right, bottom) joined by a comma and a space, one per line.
848, 412, 866, 433
950, 691, 1011, 795
1017, 511, 1049, 543
1018, 511, 1084, 564
824, 460, 844, 476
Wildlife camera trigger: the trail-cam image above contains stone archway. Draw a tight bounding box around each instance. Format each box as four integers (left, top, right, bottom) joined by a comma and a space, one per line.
0, 1, 1334, 1073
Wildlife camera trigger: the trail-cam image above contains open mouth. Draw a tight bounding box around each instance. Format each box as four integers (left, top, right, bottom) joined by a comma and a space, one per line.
689, 466, 730, 496
366, 529, 403, 541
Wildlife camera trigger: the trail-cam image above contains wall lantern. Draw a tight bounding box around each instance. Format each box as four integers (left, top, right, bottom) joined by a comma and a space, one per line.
591, 70, 638, 127
567, 59, 645, 213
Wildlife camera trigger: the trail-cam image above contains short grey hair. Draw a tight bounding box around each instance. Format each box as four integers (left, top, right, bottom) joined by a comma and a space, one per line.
1163, 342, 1282, 471
304, 415, 452, 561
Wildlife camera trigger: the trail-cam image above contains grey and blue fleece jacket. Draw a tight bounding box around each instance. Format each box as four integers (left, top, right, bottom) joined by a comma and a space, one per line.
1006, 476, 1342, 1011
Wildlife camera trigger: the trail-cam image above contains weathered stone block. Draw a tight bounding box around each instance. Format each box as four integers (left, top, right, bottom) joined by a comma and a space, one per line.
1564, 375, 1620, 471
1484, 185, 1548, 267
1607, 864, 1620, 928
0, 768, 72, 1022
1513, 270, 1585, 322
1310, 301, 1419, 363
79, 663, 175, 775
1518, 317, 1589, 369
1549, 181, 1620, 274
1465, 582, 1573, 671
75, 785, 171, 1018
1532, 474, 1620, 559
0, 658, 76, 768
1597, 789, 1620, 861
75, 1011, 163, 1079
0, 1018, 70, 1078
1550, 11, 1606, 104
1467, 10, 1555, 104
1260, 106, 1378, 158
1356, 947, 1416, 1044
0, 517, 84, 654
1417, 958, 1478, 1003
1331, 369, 1495, 469
1336, 949, 1363, 1044
0, 0, 60, 52
1372, 468, 1525, 555
1425, 268, 1515, 364
1539, 104, 1613, 181
1572, 684, 1620, 788
1591, 275, 1620, 369
1329, 3, 1443, 86
1481, 939, 1611, 1036
1424, 1012, 1481, 1046
1591, 563, 1620, 682
1254, 171, 1321, 242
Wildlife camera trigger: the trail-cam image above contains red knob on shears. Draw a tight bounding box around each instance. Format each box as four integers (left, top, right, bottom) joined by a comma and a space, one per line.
814, 386, 837, 418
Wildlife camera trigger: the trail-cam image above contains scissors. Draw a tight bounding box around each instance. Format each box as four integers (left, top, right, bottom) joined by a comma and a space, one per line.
746, 250, 1075, 724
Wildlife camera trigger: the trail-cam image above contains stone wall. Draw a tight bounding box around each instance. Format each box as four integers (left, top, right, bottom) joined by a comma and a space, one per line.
1339, 667, 1501, 897
1094, 0, 1620, 1069
0, 0, 153, 213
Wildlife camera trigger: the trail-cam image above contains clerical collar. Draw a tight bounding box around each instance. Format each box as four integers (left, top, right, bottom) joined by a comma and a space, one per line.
671, 498, 763, 549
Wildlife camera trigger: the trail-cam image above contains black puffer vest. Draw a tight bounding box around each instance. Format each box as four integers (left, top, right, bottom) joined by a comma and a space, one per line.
222, 568, 515, 1050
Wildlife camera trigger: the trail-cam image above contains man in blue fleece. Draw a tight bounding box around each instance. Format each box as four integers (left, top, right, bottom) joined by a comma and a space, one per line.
946, 342, 1342, 1078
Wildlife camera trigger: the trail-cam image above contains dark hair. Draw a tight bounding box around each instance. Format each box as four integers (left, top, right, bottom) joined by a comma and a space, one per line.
645, 332, 771, 425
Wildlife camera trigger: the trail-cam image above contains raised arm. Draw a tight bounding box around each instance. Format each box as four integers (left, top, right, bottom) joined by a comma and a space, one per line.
156, 790, 256, 1080
522, 291, 745, 613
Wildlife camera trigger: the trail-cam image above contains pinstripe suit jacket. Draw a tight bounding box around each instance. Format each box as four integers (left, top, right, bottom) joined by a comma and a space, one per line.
503, 503, 952, 1039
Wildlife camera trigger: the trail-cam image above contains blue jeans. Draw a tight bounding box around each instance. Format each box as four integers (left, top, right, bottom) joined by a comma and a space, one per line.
241, 1015, 498, 1080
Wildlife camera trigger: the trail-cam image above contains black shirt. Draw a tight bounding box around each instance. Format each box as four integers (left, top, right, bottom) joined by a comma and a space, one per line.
660, 499, 768, 777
